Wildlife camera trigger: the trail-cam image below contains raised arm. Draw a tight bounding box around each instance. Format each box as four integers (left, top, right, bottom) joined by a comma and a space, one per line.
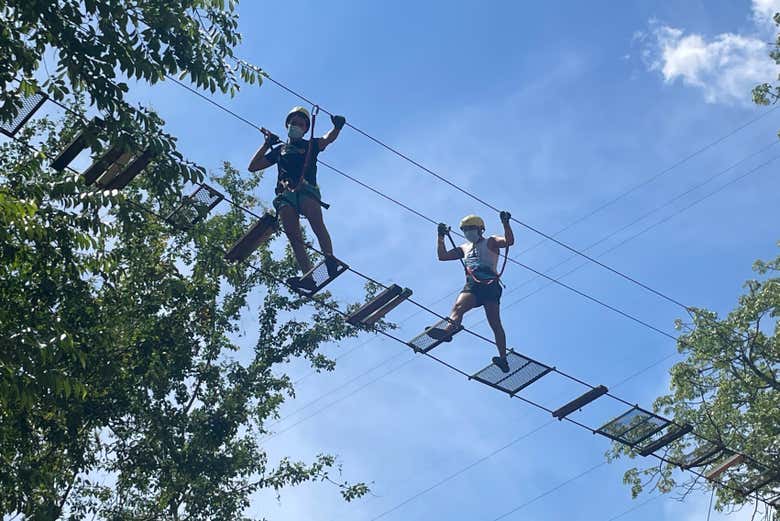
248, 128, 279, 172
437, 223, 464, 261
490, 211, 515, 248
317, 115, 346, 152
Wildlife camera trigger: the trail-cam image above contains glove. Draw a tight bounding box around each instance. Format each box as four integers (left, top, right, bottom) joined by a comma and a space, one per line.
331, 115, 346, 130
500, 210, 511, 224
437, 223, 449, 237
264, 132, 281, 147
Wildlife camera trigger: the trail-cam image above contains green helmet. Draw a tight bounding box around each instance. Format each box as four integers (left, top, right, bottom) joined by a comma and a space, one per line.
285, 106, 311, 131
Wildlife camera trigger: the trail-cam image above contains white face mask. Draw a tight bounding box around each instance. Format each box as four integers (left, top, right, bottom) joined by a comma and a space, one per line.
463, 229, 481, 243
287, 124, 305, 139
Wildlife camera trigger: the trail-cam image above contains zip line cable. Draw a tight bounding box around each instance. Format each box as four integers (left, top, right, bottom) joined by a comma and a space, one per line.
279, 141, 778, 422
363, 354, 683, 521
230, 58, 779, 313
488, 461, 609, 521
459, 150, 780, 338
605, 494, 660, 521
5, 135, 774, 510
36, 94, 778, 477
162, 74, 771, 346
514, 106, 779, 257
316, 158, 677, 340
367, 420, 556, 521
706, 487, 715, 521
59, 11, 778, 329
30, 94, 780, 476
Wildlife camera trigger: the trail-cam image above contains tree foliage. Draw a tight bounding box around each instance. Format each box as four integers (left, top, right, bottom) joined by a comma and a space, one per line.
0, 0, 267, 187
0, 1, 371, 518
753, 12, 780, 131
609, 15, 780, 519
608, 248, 779, 519
1, 113, 369, 519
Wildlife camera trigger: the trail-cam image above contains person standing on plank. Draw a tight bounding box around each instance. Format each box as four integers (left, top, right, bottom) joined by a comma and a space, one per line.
431, 211, 514, 372
248, 106, 346, 291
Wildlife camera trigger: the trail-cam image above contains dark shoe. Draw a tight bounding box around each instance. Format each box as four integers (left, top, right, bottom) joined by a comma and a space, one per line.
287, 275, 317, 293
324, 255, 341, 278
492, 356, 510, 373
426, 327, 454, 342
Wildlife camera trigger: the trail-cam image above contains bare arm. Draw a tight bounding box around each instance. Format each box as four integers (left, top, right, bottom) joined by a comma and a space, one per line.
317, 115, 346, 152
248, 143, 272, 172
437, 235, 464, 261
248, 128, 279, 172
491, 214, 515, 248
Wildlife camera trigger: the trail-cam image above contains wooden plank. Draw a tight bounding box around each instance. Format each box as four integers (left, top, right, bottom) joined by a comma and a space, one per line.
705, 453, 746, 481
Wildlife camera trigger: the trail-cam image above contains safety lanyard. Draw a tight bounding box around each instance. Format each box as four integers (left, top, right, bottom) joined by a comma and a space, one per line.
293, 105, 319, 191
446, 232, 509, 286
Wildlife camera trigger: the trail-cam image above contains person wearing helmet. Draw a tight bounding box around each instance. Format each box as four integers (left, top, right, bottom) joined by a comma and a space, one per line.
431, 211, 514, 372
248, 106, 347, 290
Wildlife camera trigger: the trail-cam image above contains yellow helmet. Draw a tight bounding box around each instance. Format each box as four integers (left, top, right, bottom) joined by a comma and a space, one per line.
286, 106, 311, 130
459, 214, 485, 229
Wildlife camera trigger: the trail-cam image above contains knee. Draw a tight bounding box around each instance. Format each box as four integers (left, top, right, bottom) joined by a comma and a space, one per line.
453, 302, 468, 315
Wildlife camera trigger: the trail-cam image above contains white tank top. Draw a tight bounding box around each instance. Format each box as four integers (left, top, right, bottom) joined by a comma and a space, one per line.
460, 237, 499, 276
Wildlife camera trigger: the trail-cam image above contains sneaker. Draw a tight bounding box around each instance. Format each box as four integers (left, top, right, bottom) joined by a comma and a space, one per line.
425, 327, 454, 342
492, 356, 510, 373
324, 255, 341, 278
287, 275, 317, 293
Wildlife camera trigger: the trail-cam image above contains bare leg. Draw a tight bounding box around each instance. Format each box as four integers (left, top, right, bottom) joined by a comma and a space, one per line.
483, 300, 507, 359
299, 195, 333, 256
444, 292, 477, 332
278, 204, 313, 274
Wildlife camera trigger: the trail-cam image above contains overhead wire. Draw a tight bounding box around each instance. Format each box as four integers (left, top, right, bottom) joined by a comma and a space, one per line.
271, 139, 778, 430
40, 81, 779, 479
8, 16, 779, 518
44, 74, 772, 479
162, 70, 775, 348
5, 133, 775, 510
363, 354, 682, 521
232, 57, 779, 314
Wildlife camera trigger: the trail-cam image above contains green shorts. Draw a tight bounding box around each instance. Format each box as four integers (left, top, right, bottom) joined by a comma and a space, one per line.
461, 277, 502, 307
273, 183, 322, 214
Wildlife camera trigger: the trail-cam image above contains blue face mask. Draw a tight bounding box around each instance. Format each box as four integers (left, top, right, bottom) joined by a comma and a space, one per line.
463, 229, 481, 243
287, 124, 305, 139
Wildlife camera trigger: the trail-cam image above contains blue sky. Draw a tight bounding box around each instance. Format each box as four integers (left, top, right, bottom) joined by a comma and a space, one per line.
123, 1, 780, 519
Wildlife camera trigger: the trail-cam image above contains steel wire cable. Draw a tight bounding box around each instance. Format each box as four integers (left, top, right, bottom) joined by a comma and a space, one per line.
271, 144, 778, 431
5, 134, 773, 509
232, 58, 779, 313
155, 78, 768, 347
37, 91, 779, 476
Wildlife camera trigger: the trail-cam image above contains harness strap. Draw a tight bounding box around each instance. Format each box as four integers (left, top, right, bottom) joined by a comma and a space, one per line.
446, 231, 508, 286
293, 104, 319, 191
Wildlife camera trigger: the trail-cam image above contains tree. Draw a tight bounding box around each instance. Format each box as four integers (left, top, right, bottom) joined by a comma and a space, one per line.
753, 12, 780, 131
1, 1, 370, 518
0, 0, 266, 186
607, 248, 780, 519
608, 16, 780, 520
1, 111, 369, 519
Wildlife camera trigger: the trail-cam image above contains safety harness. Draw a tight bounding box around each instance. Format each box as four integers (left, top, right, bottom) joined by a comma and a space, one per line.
277, 105, 330, 210
446, 230, 509, 287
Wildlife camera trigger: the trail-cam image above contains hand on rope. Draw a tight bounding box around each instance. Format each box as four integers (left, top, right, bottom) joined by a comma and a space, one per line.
331, 114, 346, 130
260, 127, 280, 147
500, 210, 511, 224
437, 223, 450, 237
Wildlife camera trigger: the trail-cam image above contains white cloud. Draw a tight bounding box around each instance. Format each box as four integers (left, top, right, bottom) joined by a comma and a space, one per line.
640, 0, 779, 105
752, 0, 780, 26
